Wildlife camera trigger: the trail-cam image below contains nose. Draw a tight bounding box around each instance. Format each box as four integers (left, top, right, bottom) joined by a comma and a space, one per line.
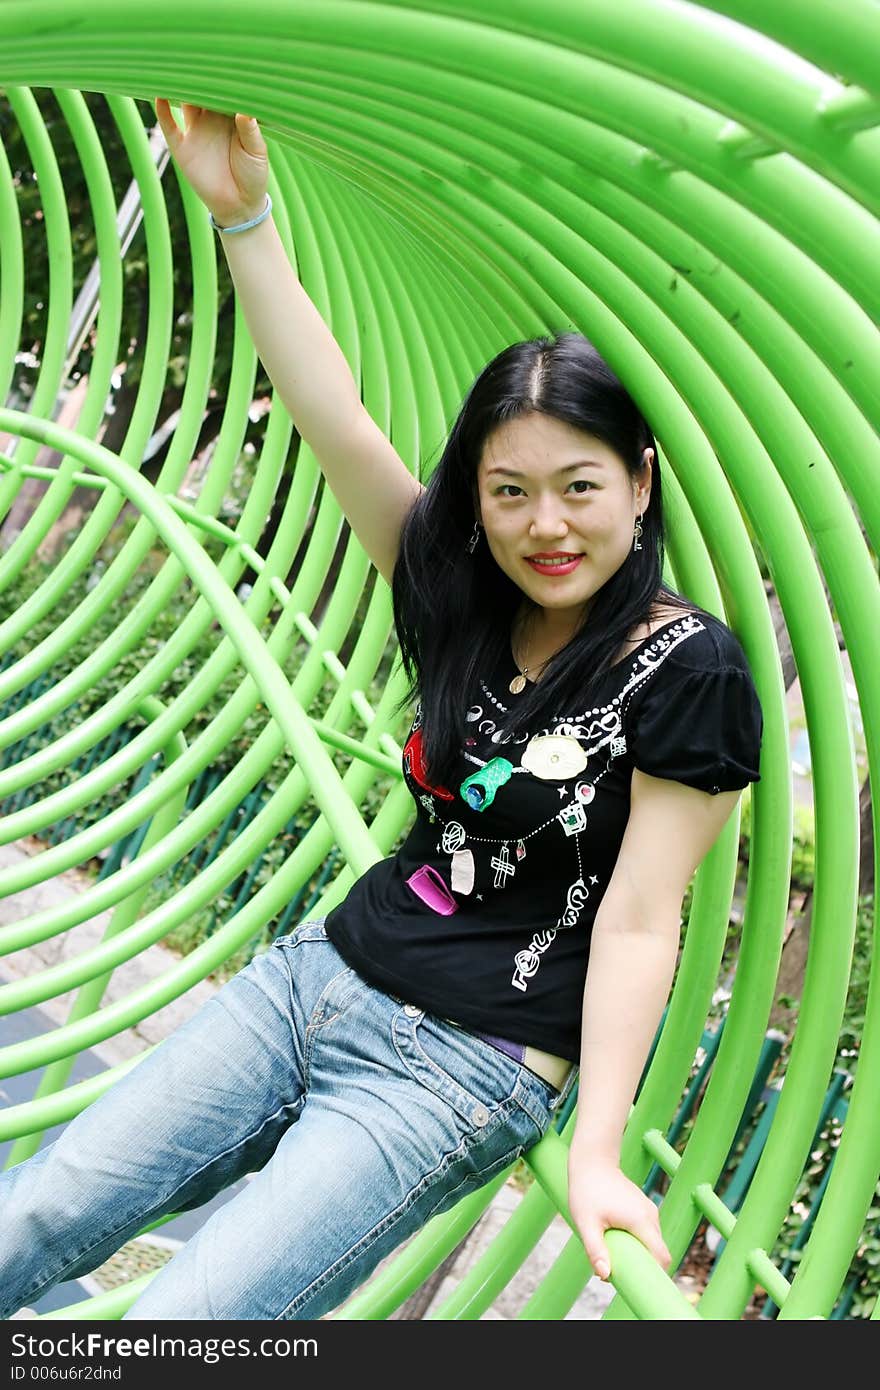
528, 494, 569, 540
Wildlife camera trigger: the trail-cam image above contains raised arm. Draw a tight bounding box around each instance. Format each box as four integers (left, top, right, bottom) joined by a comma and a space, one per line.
568, 769, 743, 1283
154, 101, 424, 585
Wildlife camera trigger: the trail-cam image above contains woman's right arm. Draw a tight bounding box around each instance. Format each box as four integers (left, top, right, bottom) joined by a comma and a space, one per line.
154, 101, 423, 585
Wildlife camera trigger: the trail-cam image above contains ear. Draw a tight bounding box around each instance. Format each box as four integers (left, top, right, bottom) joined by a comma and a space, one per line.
472, 482, 483, 526
638, 448, 653, 506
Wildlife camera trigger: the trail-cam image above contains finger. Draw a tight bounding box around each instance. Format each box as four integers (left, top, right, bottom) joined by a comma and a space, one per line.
234, 112, 266, 154
579, 1224, 611, 1280
640, 1222, 672, 1271
648, 1210, 672, 1270
592, 1249, 611, 1280
179, 102, 205, 133
153, 98, 181, 150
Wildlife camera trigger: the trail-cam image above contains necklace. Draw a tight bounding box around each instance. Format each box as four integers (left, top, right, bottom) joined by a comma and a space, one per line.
509, 614, 550, 695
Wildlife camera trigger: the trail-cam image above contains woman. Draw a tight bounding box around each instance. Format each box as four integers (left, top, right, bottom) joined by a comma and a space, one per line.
0, 105, 762, 1320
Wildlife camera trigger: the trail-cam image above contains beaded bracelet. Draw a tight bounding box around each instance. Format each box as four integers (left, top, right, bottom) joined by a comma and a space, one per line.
209, 193, 273, 234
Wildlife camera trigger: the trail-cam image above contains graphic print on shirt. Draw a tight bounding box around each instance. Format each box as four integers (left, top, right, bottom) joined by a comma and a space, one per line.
505, 614, 708, 991
450, 847, 475, 893
399, 616, 709, 997
490, 842, 515, 887
511, 876, 590, 992
558, 801, 588, 835
460, 756, 514, 811
323, 612, 765, 1061
520, 734, 589, 779
441, 820, 466, 853
403, 724, 455, 800
404, 687, 625, 993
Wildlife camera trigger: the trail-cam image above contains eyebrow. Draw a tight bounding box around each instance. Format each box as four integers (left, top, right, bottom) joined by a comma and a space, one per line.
486, 461, 604, 477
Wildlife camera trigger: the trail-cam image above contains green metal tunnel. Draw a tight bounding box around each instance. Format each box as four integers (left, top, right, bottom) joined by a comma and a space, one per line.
0, 0, 878, 1319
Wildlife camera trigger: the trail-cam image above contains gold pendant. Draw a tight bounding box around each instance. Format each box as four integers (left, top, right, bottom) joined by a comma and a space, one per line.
509, 673, 527, 695
521, 734, 589, 781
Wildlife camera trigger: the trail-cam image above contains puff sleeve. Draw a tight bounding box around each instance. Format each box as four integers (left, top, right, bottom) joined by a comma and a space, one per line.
626, 651, 763, 795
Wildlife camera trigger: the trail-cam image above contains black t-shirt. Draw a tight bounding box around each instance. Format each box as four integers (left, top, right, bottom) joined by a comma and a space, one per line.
324, 612, 763, 1061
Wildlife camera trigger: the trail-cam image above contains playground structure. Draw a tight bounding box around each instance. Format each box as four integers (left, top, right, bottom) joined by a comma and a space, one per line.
0, 1, 878, 1319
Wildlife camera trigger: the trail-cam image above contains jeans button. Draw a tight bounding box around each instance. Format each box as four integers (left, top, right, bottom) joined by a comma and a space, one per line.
473, 1104, 489, 1127
403, 1004, 421, 1017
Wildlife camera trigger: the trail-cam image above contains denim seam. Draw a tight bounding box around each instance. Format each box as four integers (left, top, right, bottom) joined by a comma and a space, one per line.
18, 1095, 304, 1311
302, 965, 361, 1087
512, 1074, 554, 1135
275, 1096, 519, 1320
421, 1141, 524, 1222
417, 1019, 554, 1136
273, 920, 328, 953
273, 932, 351, 1090
392, 1016, 505, 1125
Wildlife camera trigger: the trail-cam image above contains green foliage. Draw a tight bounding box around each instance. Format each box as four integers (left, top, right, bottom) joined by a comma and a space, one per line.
838, 892, 874, 1064
672, 771, 874, 1318
760, 880, 874, 1318
773, 1098, 880, 1321
715, 791, 814, 891
790, 803, 816, 888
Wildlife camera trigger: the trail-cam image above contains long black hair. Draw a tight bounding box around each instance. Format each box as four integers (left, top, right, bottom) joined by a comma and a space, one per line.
391, 331, 708, 791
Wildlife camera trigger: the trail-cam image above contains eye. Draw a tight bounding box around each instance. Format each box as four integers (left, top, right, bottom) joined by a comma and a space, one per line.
496, 485, 524, 497
568, 480, 595, 494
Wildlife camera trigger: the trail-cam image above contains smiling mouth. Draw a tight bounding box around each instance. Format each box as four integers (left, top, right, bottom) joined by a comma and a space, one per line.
524, 554, 584, 572
526, 553, 581, 564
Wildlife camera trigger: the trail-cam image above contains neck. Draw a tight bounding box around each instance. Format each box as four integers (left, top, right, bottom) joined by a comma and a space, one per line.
515, 602, 588, 652
513, 609, 576, 682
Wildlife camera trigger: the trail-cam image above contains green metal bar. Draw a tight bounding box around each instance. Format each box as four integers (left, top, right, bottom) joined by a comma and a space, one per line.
0, 88, 72, 490
0, 0, 877, 1322
0, 90, 123, 587
5, 696, 190, 1165
0, 411, 382, 841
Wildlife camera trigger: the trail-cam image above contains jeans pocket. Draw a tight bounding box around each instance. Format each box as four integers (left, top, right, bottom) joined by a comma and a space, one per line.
273, 917, 328, 949
392, 1008, 519, 1129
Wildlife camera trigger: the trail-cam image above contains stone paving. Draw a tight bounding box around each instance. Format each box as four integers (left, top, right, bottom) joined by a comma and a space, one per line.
0, 839, 219, 1067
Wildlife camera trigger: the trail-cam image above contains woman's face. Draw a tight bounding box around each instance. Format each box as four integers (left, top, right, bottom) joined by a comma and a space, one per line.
475, 412, 653, 634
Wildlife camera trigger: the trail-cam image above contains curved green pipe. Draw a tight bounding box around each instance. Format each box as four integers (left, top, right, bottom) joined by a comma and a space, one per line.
0, 0, 876, 1322
694, 0, 880, 100
0, 88, 72, 487
0, 90, 123, 591
0, 127, 25, 403
5, 694, 191, 1166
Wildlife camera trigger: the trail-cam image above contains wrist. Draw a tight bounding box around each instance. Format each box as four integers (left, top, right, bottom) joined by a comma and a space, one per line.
209, 195, 271, 232
568, 1137, 622, 1168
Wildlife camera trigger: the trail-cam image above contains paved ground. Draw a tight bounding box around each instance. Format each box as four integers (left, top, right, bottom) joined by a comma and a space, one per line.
0, 839, 218, 1066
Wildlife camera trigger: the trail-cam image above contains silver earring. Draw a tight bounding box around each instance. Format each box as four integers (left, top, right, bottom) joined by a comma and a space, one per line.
633, 514, 643, 552
466, 521, 481, 554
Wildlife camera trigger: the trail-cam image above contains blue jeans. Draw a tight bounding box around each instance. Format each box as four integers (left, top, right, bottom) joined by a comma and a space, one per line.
0, 919, 560, 1320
